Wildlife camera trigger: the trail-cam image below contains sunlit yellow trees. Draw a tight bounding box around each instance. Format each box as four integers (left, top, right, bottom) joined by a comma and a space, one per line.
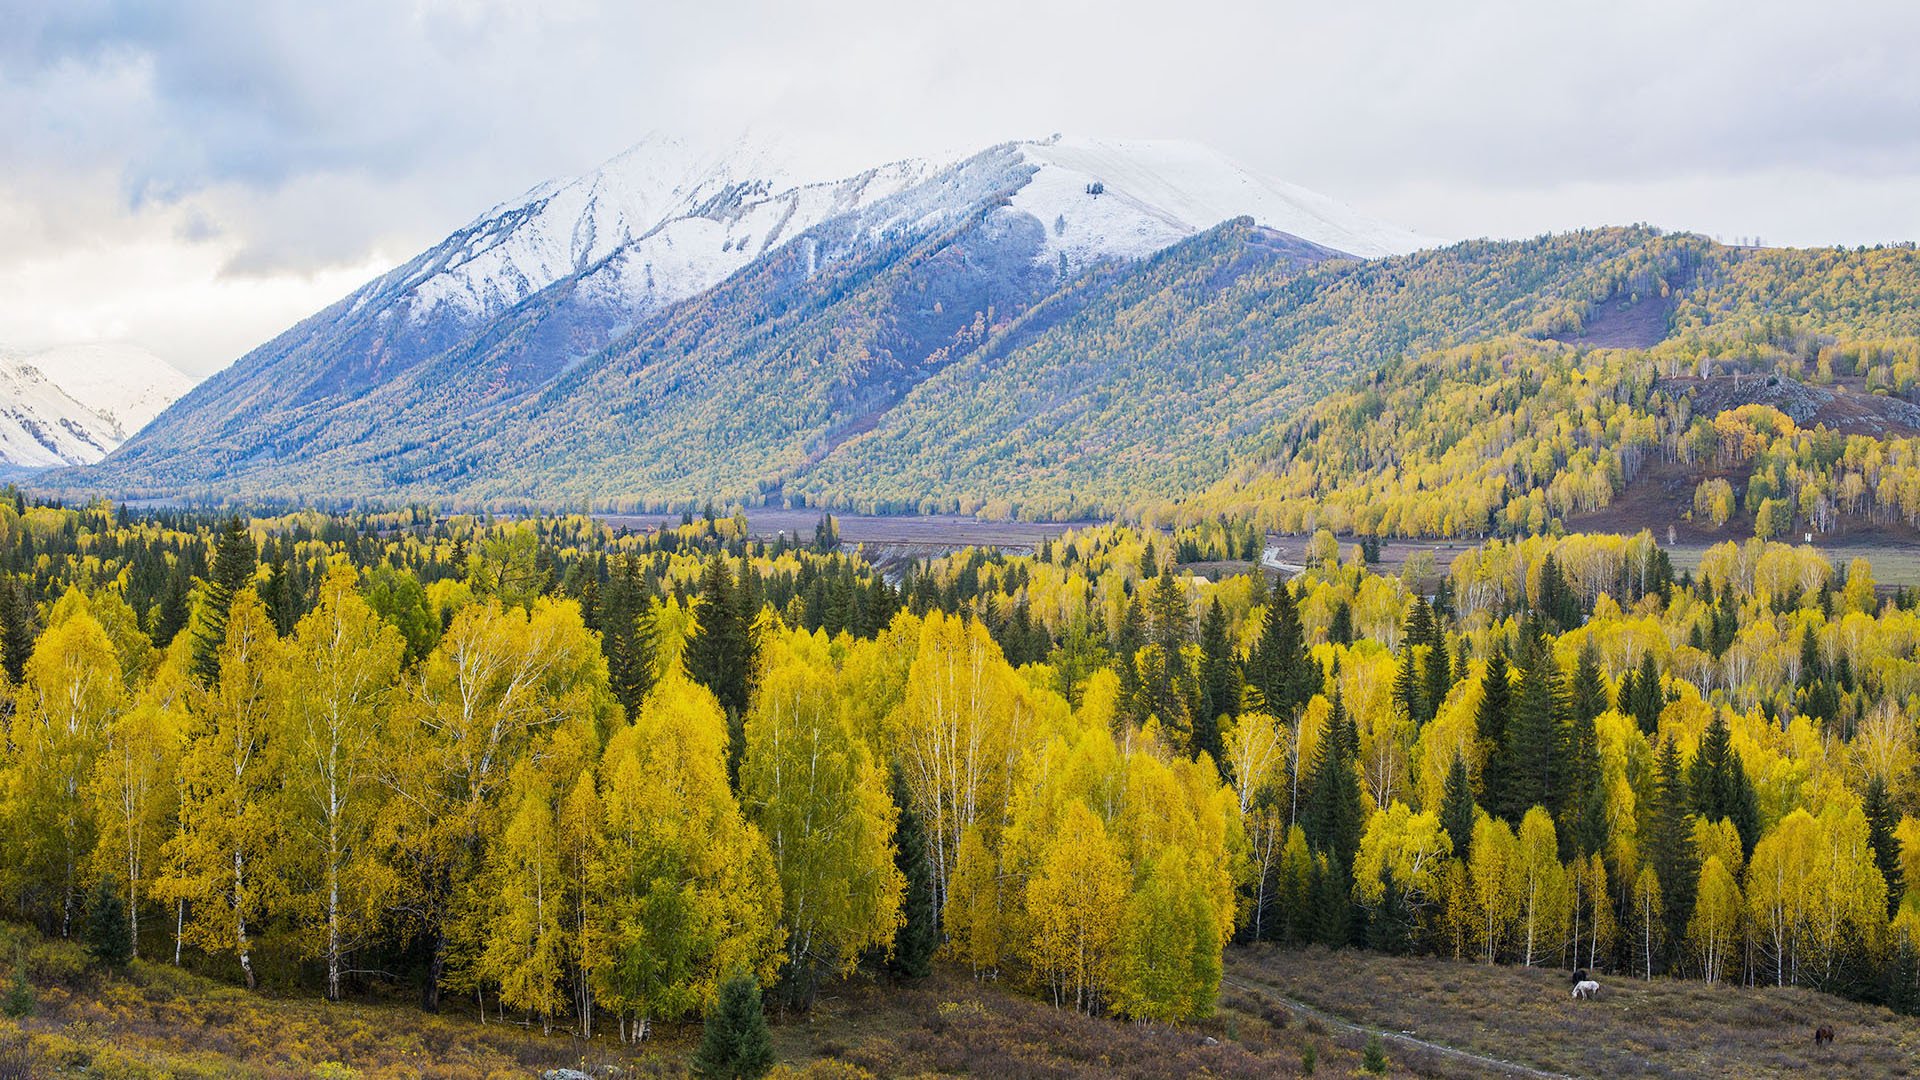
594, 676, 781, 1041
4, 593, 124, 935
88, 640, 190, 959
742, 631, 903, 1004
1026, 802, 1127, 1013
1689, 857, 1742, 984
276, 566, 405, 999
160, 590, 283, 989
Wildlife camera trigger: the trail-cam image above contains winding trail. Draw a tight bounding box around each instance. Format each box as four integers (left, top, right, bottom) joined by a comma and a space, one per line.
1221, 973, 1576, 1080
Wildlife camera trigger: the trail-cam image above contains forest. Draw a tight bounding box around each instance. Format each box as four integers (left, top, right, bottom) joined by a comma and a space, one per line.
6, 491, 1920, 1055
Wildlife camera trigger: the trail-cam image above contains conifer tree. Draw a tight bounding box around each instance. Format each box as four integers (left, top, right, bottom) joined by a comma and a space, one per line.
193, 515, 257, 683
85, 876, 132, 967
1569, 639, 1607, 724
685, 555, 753, 718
1502, 627, 1565, 822
888, 770, 937, 980
1439, 754, 1478, 861
1422, 628, 1453, 725
693, 967, 774, 1079
1628, 651, 1664, 734
1475, 650, 1513, 814
1864, 776, 1905, 918
1689, 711, 1760, 856
1645, 737, 1698, 967
1195, 598, 1237, 760
1302, 683, 1363, 875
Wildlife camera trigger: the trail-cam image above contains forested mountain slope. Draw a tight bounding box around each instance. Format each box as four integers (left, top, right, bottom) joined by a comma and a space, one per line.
1179, 241, 1920, 540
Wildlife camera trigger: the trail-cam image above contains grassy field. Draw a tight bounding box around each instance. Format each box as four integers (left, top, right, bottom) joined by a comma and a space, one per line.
1232, 945, 1920, 1079
0, 924, 1385, 1079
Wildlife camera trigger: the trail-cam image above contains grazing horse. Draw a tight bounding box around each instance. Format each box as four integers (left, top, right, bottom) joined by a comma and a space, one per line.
1571, 980, 1601, 999
1815, 1024, 1835, 1045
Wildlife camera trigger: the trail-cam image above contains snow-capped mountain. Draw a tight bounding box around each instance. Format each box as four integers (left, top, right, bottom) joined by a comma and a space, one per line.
0, 345, 194, 469
79, 131, 1439, 501
1010, 136, 1436, 264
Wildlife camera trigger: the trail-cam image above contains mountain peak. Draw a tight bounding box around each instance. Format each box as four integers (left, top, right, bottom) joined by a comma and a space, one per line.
1010, 135, 1439, 262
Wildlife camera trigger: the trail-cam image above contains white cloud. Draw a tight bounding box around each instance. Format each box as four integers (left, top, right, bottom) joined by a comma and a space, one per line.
2, 0, 1917, 375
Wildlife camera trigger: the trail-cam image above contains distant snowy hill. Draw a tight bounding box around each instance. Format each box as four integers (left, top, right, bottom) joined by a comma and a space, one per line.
0, 344, 194, 469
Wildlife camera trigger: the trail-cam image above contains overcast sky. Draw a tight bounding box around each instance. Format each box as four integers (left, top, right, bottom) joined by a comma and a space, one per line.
4, 0, 1918, 377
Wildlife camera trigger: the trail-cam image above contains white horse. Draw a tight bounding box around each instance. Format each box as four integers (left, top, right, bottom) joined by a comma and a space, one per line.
1571, 979, 1601, 999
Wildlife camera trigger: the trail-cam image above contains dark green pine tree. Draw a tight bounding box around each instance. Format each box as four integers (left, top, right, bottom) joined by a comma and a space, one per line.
0, 577, 32, 683
1113, 594, 1146, 723
193, 515, 258, 683
1864, 776, 1906, 918
600, 556, 660, 720
1309, 855, 1352, 948
1366, 866, 1415, 955
1475, 650, 1513, 818
1889, 937, 1920, 1016
887, 771, 937, 979
1250, 582, 1313, 716
1422, 629, 1454, 726
84, 878, 132, 967
1627, 650, 1664, 735
1688, 710, 1761, 857
1328, 600, 1354, 646
152, 564, 191, 649
1393, 647, 1423, 726
1569, 639, 1608, 725
693, 967, 775, 1079
1439, 754, 1478, 862
1501, 627, 1565, 822
685, 555, 755, 718
1195, 597, 1237, 761
1646, 736, 1699, 969
1559, 685, 1607, 859
1302, 682, 1364, 875
263, 537, 295, 636
1148, 570, 1191, 655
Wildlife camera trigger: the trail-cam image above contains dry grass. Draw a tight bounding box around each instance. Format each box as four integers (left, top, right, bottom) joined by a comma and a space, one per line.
1234, 945, 1920, 1079
0, 921, 1398, 1079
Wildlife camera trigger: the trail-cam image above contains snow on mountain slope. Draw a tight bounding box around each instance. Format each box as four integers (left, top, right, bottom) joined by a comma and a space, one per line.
28, 344, 196, 435
1009, 136, 1438, 264
0, 345, 195, 469
390, 132, 946, 326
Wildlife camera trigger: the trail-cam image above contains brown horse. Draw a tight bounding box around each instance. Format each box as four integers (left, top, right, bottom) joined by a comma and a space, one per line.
1815, 1024, 1835, 1045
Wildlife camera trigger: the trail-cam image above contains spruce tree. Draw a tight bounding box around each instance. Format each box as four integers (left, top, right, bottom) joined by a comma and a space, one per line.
1865, 776, 1905, 917
85, 878, 132, 967
193, 515, 257, 683
1569, 639, 1607, 724
685, 555, 752, 716
0, 578, 30, 683
1439, 754, 1477, 861
1628, 650, 1664, 735
1303, 683, 1363, 874
693, 967, 774, 1079
1646, 737, 1699, 967
1422, 629, 1453, 725
1328, 600, 1354, 646
1251, 583, 1312, 716
1476, 651, 1513, 815
888, 772, 937, 979
1689, 711, 1760, 856
1195, 597, 1237, 761
1501, 628, 1565, 822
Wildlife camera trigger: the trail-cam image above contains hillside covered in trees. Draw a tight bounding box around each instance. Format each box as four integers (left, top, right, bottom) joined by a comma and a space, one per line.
6, 494, 1920, 1060
66, 227, 1920, 531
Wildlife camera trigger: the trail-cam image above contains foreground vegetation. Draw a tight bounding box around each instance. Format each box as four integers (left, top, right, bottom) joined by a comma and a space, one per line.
8, 492, 1920, 1069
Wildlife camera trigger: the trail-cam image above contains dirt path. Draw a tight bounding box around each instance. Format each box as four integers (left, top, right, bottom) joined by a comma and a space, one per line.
1221, 973, 1575, 1080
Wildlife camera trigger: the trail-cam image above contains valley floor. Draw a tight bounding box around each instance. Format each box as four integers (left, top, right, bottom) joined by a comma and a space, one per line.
1231, 944, 1920, 1078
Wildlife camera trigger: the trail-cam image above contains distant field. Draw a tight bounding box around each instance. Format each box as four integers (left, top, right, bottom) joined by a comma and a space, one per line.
1233, 945, 1920, 1079
1265, 533, 1920, 590
603, 509, 1091, 554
